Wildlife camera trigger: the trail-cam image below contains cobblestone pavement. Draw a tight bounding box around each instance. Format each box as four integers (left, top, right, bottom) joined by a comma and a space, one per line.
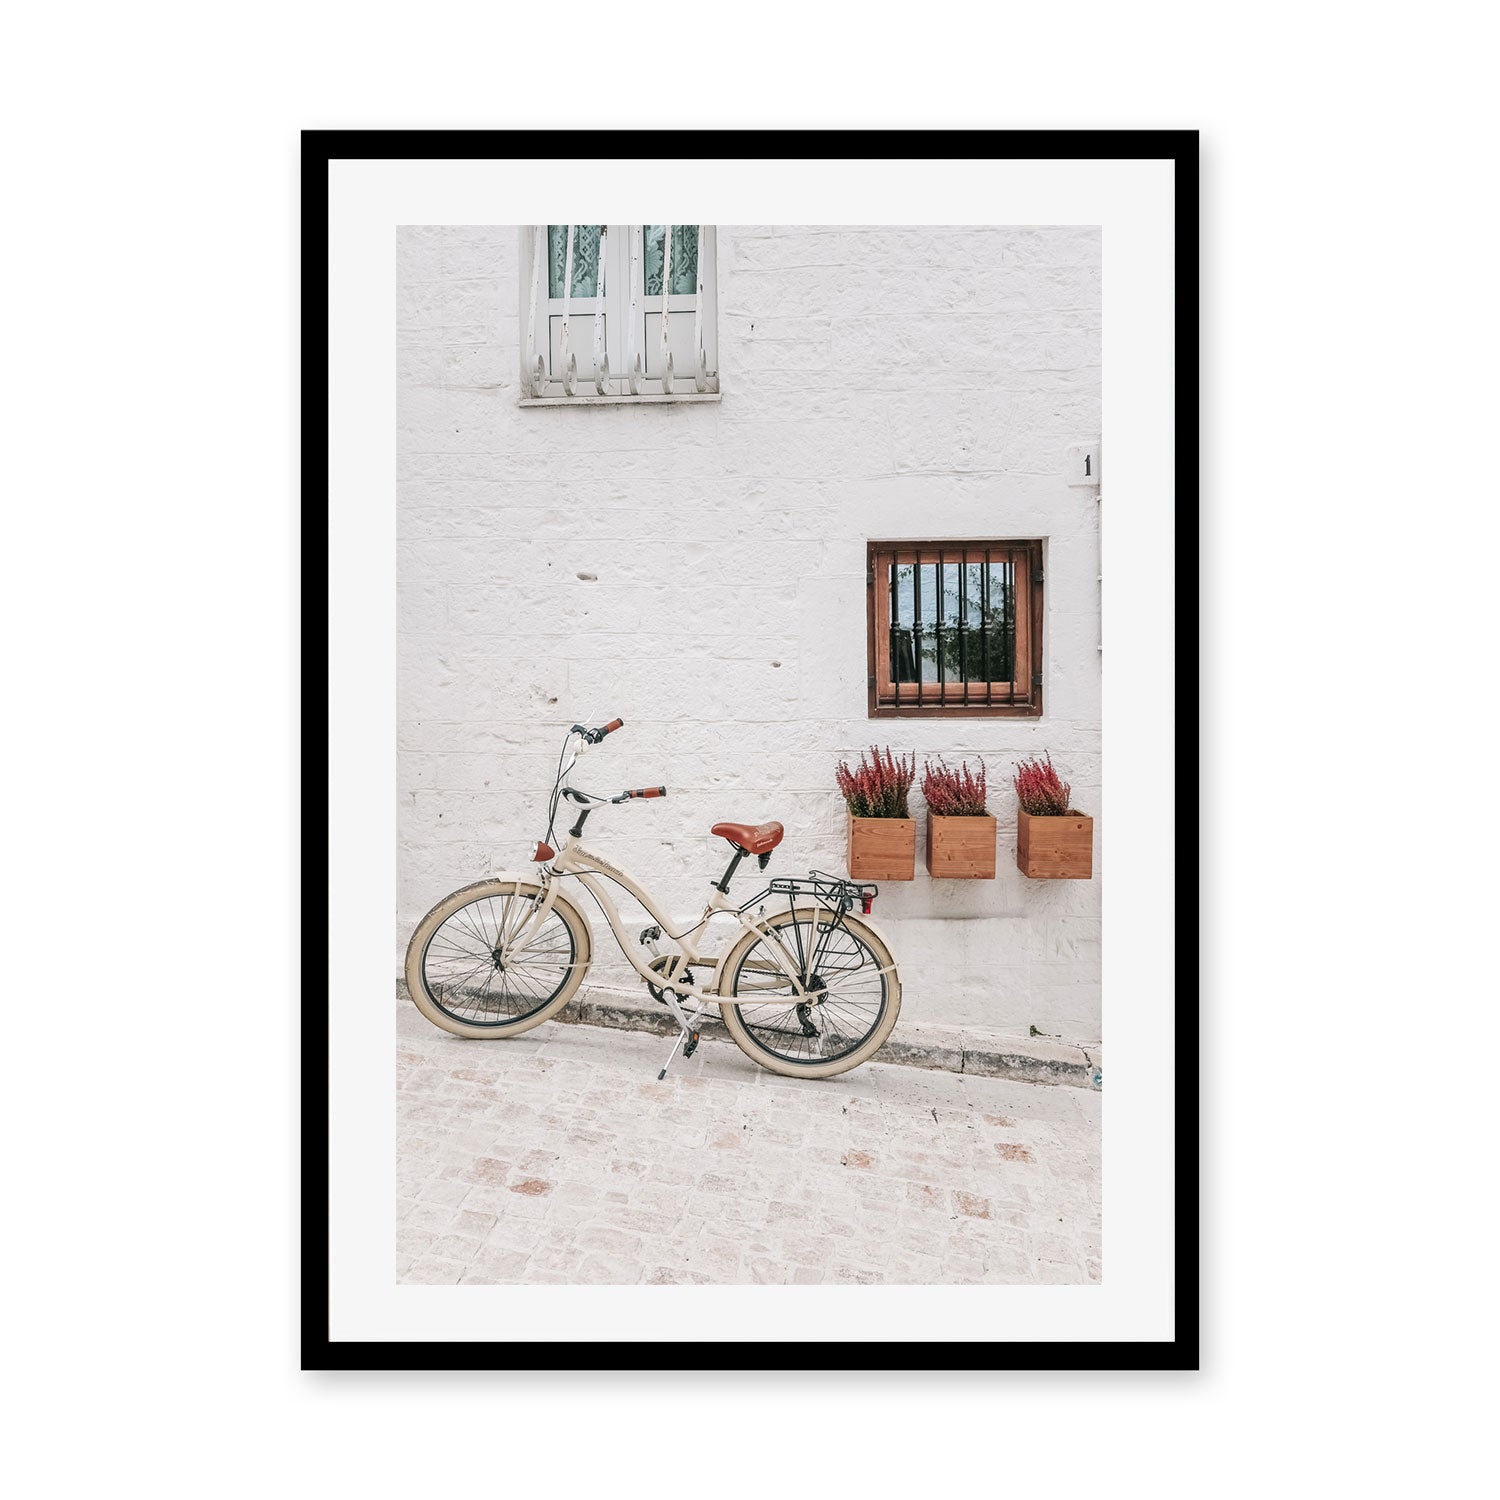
396, 1004, 1102, 1286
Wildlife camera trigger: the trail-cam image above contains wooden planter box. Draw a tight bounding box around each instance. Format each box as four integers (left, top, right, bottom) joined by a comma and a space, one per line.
1016, 808, 1094, 879
926, 814, 997, 879
846, 814, 915, 880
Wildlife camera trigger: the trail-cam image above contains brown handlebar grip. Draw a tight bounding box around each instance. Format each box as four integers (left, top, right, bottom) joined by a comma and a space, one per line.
628, 786, 666, 798
602, 718, 624, 735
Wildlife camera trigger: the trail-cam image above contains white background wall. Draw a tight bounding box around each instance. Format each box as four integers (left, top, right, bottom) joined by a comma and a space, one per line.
398, 224, 1102, 1039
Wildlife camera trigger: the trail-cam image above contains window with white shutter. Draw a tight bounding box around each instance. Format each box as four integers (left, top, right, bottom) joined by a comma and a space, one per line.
521, 224, 719, 403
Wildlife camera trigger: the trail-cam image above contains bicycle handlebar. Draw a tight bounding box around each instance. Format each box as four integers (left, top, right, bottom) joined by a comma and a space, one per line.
564, 784, 667, 806
571, 718, 625, 745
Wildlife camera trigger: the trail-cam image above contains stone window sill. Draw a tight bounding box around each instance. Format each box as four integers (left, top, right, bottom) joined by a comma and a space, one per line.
518, 393, 721, 409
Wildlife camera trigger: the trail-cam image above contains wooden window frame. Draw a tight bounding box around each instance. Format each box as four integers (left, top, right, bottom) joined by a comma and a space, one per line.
866, 539, 1044, 719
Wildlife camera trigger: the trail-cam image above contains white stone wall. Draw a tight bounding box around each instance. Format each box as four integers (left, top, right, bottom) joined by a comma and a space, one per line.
398, 225, 1102, 1042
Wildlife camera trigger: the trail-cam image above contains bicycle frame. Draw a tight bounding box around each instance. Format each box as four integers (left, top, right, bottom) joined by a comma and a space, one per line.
503, 831, 811, 1010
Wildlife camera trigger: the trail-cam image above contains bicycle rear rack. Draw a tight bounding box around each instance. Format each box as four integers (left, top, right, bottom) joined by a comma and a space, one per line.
761, 869, 879, 916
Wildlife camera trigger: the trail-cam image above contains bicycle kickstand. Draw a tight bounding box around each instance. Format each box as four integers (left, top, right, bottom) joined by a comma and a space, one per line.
654, 984, 705, 1080
656, 1023, 701, 1081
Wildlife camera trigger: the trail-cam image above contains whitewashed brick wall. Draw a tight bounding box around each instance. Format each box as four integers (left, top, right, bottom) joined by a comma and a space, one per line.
398, 224, 1102, 1043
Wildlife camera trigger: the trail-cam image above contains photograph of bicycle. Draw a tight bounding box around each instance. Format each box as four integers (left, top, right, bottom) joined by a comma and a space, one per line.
384, 209, 1123, 1301
405, 719, 902, 1080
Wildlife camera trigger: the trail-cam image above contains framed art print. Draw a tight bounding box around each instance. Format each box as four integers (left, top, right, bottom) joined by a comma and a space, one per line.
304, 129, 1198, 1369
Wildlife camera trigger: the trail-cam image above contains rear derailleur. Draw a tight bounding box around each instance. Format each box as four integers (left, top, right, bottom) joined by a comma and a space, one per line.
795, 972, 827, 1037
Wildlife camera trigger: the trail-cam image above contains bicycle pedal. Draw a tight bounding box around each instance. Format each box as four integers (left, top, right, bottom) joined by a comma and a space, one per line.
683, 1030, 700, 1059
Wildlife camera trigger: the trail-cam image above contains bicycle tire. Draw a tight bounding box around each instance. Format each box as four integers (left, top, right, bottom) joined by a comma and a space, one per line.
403, 877, 592, 1040
717, 906, 900, 1078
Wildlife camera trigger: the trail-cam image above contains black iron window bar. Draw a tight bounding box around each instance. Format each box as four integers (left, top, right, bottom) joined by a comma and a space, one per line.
888, 545, 1021, 707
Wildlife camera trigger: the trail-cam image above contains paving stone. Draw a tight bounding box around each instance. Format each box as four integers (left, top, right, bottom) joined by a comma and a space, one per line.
396, 1018, 1100, 1286
644, 1266, 711, 1285
1034, 1259, 1087, 1285
396, 1226, 434, 1257
450, 1209, 497, 1239
417, 1177, 473, 1207
426, 1231, 485, 1261
460, 1248, 530, 1283
830, 1263, 883, 1284
402, 1203, 458, 1233
404, 1256, 467, 1285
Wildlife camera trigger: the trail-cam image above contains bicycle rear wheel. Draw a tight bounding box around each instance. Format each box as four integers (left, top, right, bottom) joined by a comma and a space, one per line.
718, 907, 900, 1078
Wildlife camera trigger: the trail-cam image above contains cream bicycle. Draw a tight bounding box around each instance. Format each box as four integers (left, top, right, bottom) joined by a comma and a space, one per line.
403, 719, 902, 1079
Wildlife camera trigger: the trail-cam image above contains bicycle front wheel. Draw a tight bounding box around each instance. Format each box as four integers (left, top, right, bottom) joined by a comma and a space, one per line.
404, 878, 591, 1040
718, 907, 900, 1078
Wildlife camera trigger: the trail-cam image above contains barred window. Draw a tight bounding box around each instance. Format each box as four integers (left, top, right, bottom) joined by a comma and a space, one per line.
866, 541, 1044, 718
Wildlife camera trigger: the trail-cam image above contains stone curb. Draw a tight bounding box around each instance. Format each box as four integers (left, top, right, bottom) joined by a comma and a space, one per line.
396, 980, 1102, 1090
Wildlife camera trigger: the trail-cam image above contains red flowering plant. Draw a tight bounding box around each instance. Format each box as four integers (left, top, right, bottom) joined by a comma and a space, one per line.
835, 746, 916, 818
1012, 752, 1080, 816
921, 757, 989, 816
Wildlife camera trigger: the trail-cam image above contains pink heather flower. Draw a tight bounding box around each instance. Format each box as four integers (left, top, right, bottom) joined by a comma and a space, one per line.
1011, 752, 1076, 816
834, 746, 915, 817
922, 757, 989, 816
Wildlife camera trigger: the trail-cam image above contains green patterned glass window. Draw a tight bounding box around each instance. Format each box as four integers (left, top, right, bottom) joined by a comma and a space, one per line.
547, 225, 604, 298
892, 558, 1016, 685
867, 542, 1042, 716
643, 225, 699, 296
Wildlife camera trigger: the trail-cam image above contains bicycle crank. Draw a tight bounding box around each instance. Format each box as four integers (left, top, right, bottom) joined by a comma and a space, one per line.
645, 952, 697, 1004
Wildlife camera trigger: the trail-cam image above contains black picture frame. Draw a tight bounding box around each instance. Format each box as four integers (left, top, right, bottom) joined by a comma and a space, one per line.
302, 127, 1199, 1372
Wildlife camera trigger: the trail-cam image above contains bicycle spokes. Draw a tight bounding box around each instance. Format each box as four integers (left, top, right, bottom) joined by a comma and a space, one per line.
421, 888, 577, 1027
728, 914, 890, 1068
